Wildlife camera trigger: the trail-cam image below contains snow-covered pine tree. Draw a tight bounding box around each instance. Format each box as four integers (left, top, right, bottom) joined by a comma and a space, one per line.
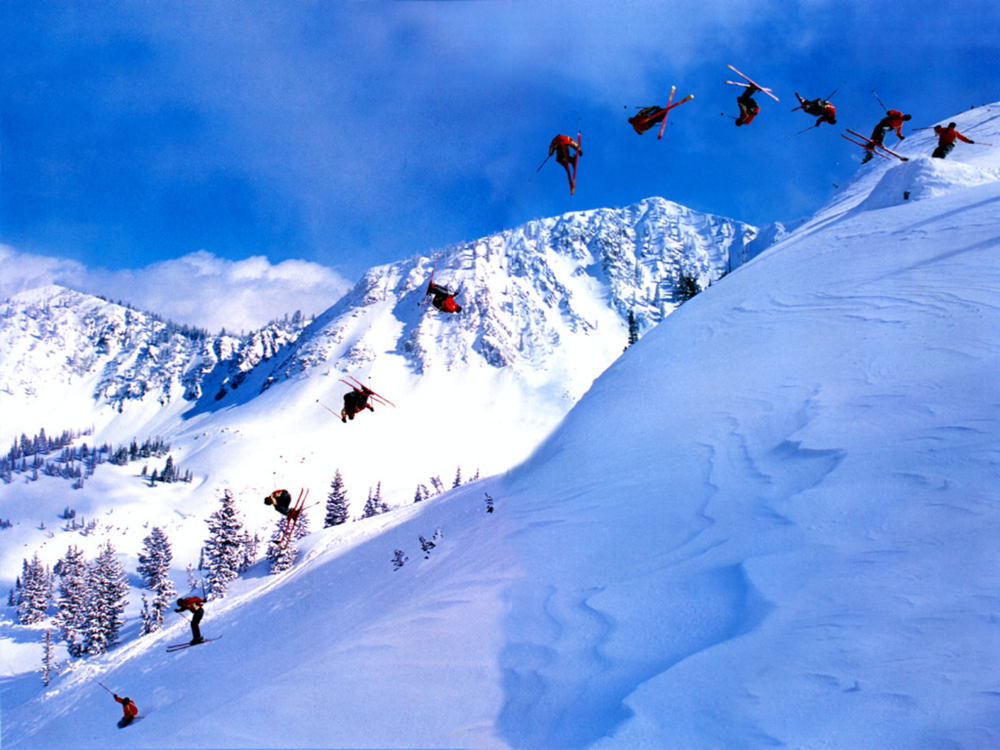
237, 530, 259, 573
361, 487, 379, 519
39, 629, 60, 686
16, 553, 50, 624
453, 466, 462, 488
136, 527, 176, 633
375, 482, 389, 515
324, 470, 349, 527
625, 309, 640, 349
140, 594, 156, 636
55, 545, 89, 656
265, 507, 312, 574
203, 490, 247, 600
430, 476, 445, 495
83, 541, 129, 655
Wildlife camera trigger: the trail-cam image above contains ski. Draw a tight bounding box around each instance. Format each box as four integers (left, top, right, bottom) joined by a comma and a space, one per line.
845, 129, 909, 161
725, 64, 779, 102
841, 133, 890, 160
275, 489, 309, 552
166, 636, 222, 653
418, 253, 441, 309
569, 130, 581, 195
342, 376, 395, 407
656, 89, 694, 140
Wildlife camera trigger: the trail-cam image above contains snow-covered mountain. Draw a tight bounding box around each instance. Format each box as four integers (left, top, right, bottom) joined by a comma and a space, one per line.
3, 103, 1000, 749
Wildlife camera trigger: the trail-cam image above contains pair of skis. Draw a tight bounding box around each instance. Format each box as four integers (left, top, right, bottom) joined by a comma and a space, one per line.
724, 64, 779, 102
273, 488, 311, 552
632, 86, 694, 140
166, 636, 223, 653
568, 131, 581, 195
841, 128, 909, 161
339, 375, 395, 409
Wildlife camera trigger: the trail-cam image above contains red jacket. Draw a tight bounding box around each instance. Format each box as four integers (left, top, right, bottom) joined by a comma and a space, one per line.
176, 596, 203, 613
934, 125, 973, 147
115, 696, 139, 719
548, 134, 579, 156
884, 110, 907, 138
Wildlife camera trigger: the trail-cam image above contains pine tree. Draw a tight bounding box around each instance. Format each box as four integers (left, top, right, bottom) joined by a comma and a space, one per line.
16, 553, 50, 624
39, 629, 60, 686
361, 487, 380, 519
56, 545, 89, 656
453, 467, 462, 488
265, 508, 310, 575
136, 527, 176, 633
83, 541, 129, 655
203, 490, 246, 600
324, 470, 349, 528
625, 309, 640, 350
675, 272, 701, 303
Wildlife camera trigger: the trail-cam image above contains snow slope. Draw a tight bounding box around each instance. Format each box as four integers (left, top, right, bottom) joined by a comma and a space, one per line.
3, 104, 1000, 748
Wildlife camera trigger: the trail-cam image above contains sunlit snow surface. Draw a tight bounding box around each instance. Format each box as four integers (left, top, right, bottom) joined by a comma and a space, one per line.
3, 104, 1000, 749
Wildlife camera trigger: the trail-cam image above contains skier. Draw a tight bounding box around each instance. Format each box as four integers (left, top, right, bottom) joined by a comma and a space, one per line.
174, 596, 205, 645
341, 384, 375, 423
734, 85, 761, 126
113, 694, 139, 727
794, 93, 836, 126
548, 134, 582, 193
932, 122, 975, 159
862, 109, 912, 163
628, 106, 667, 135
264, 489, 298, 519
426, 282, 462, 313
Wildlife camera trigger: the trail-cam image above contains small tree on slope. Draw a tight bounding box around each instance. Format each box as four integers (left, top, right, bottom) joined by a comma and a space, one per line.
325, 470, 350, 528
16, 553, 51, 625
55, 545, 89, 656
83, 541, 129, 655
136, 526, 177, 634
203, 490, 247, 600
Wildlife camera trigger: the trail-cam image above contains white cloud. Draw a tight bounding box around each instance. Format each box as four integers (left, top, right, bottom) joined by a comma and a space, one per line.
0, 246, 352, 333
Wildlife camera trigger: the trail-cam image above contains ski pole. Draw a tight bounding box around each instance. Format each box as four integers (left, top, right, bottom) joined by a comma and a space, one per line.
316, 399, 340, 417
97, 681, 116, 696
871, 89, 888, 113
533, 154, 551, 174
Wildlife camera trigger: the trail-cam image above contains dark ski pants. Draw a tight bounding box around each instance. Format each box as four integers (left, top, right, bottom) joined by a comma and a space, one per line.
189, 608, 203, 643
932, 143, 954, 159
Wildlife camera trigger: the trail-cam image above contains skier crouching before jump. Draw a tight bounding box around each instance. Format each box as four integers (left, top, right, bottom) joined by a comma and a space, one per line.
114, 694, 138, 727
175, 596, 205, 645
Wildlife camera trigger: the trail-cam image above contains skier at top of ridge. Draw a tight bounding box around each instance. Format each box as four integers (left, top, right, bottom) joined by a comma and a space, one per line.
862, 108, 912, 163
794, 93, 836, 126
932, 122, 975, 159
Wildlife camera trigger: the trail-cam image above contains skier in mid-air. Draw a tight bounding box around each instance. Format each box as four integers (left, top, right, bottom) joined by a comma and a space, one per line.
426, 282, 462, 313
547, 134, 582, 194
175, 596, 205, 645
931, 122, 975, 159
341, 384, 376, 423
794, 93, 836, 127
734, 85, 761, 126
264, 489, 299, 518
862, 109, 911, 162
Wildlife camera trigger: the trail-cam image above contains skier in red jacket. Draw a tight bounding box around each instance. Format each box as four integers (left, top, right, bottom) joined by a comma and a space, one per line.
114, 694, 138, 727
548, 134, 582, 194
932, 122, 975, 158
862, 109, 911, 162
734, 85, 761, 126
794, 93, 836, 126
175, 596, 205, 645
426, 282, 462, 313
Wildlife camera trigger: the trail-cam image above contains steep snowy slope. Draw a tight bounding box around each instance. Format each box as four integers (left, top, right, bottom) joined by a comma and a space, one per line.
3, 106, 998, 748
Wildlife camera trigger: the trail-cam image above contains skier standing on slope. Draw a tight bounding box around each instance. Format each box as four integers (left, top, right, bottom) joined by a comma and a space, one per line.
734, 85, 761, 126
932, 122, 975, 158
113, 694, 138, 727
862, 109, 912, 162
794, 93, 836, 126
175, 596, 205, 645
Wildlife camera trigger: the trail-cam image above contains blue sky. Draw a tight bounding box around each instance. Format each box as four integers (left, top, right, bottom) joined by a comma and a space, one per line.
1, 0, 997, 328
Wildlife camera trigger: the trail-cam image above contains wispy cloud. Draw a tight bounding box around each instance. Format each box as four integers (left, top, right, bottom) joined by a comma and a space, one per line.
0, 246, 351, 333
